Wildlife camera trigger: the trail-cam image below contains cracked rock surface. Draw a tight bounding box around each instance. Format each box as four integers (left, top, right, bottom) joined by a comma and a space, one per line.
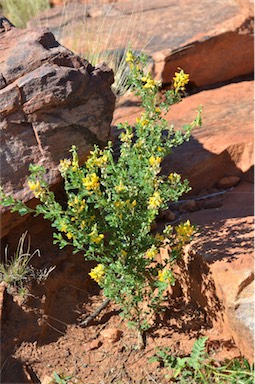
0, 18, 115, 237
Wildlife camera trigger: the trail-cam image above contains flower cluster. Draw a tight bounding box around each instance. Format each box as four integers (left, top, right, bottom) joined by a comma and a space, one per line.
27, 180, 44, 199
82, 173, 100, 191
89, 264, 105, 284
175, 220, 196, 243
173, 68, 190, 92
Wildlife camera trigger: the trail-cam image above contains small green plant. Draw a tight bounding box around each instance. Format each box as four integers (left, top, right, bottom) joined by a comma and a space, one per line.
0, 49, 201, 339
1, 0, 50, 28
150, 337, 255, 383
0, 231, 55, 297
52, 372, 73, 384
0, 231, 39, 295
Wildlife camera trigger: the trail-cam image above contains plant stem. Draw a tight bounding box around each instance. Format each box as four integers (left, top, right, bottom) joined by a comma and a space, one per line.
80, 298, 110, 326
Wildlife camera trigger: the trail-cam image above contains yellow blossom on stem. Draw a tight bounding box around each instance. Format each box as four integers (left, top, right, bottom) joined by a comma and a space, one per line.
155, 233, 164, 243
148, 191, 162, 209
168, 172, 180, 183
158, 268, 174, 284
82, 173, 100, 191
120, 131, 133, 143
28, 180, 44, 199
175, 220, 195, 243
145, 245, 158, 260
89, 232, 104, 244
87, 153, 108, 168
141, 76, 156, 90
125, 50, 135, 63
89, 264, 105, 284
66, 232, 73, 240
115, 181, 126, 193
59, 158, 71, 173
59, 220, 67, 233
149, 156, 161, 168
173, 68, 189, 92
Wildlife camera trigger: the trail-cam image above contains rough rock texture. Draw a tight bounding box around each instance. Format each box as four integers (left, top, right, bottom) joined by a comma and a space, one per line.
0, 18, 115, 237
29, 0, 253, 89
113, 80, 254, 194
182, 182, 254, 361
152, 6, 254, 87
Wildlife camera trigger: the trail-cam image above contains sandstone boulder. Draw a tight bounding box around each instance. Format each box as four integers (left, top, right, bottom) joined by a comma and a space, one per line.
152, 4, 254, 87
182, 182, 254, 362
0, 18, 115, 237
29, 0, 253, 90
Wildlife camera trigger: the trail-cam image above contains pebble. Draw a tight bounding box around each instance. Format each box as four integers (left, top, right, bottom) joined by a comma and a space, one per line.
85, 339, 102, 351
179, 199, 198, 213
100, 328, 122, 343
216, 176, 240, 189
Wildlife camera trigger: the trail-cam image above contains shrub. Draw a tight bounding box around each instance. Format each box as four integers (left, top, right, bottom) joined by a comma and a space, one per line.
0, 49, 201, 338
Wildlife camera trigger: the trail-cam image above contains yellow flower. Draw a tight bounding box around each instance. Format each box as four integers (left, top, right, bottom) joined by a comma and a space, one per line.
28, 180, 44, 198
87, 153, 108, 168
155, 107, 161, 114
120, 131, 133, 143
121, 250, 127, 257
89, 264, 105, 284
175, 220, 195, 242
59, 220, 67, 233
66, 232, 73, 239
148, 192, 162, 209
82, 173, 100, 190
59, 158, 71, 173
173, 68, 189, 92
126, 51, 135, 63
115, 181, 125, 193
141, 119, 149, 127
79, 199, 86, 212
125, 199, 137, 209
158, 268, 174, 284
168, 172, 180, 183
145, 245, 158, 260
155, 233, 164, 243
141, 76, 156, 89
135, 139, 145, 148
89, 232, 104, 244
149, 156, 161, 168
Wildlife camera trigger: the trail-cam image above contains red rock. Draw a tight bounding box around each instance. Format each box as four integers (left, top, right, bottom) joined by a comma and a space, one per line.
100, 328, 122, 343
29, 0, 253, 91
152, 5, 254, 87
181, 182, 254, 362
0, 282, 8, 325
164, 210, 176, 222
179, 200, 198, 213
0, 18, 115, 238
217, 176, 240, 189
85, 339, 102, 351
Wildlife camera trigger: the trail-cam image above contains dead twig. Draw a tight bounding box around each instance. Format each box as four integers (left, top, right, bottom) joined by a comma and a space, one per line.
80, 298, 110, 326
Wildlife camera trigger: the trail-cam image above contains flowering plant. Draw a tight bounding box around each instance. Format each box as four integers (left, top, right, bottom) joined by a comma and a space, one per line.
0, 50, 201, 337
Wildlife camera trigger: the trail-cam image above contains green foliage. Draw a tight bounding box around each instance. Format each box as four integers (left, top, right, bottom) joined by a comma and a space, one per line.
150, 337, 255, 383
0, 50, 201, 333
53, 372, 73, 384
1, 0, 50, 28
0, 232, 39, 295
